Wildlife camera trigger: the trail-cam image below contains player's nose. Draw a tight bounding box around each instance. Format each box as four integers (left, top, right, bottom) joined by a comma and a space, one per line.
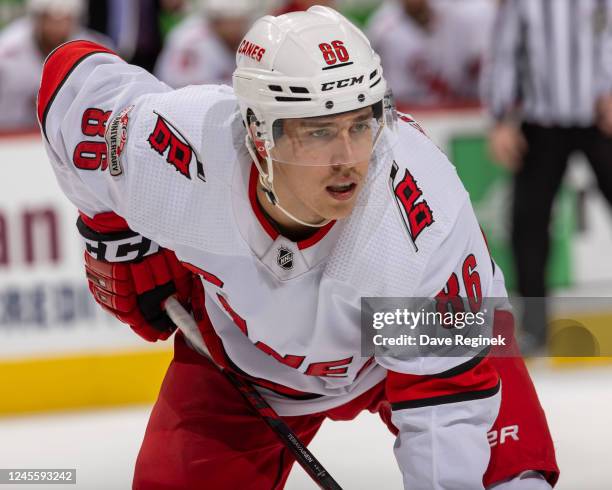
329, 131, 356, 166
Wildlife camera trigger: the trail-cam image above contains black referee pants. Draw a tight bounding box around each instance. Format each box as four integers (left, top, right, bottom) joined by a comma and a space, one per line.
512, 123, 612, 343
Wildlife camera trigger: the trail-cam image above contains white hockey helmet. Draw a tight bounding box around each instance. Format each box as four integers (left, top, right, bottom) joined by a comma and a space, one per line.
27, 0, 84, 17
233, 5, 393, 165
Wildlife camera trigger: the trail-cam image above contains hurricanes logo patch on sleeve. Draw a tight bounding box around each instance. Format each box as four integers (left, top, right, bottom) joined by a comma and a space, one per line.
106, 105, 133, 176
147, 111, 205, 181
390, 161, 434, 251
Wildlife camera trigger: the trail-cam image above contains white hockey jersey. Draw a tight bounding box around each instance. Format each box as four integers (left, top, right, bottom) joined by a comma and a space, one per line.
154, 15, 236, 88
39, 41, 506, 489
366, 0, 495, 106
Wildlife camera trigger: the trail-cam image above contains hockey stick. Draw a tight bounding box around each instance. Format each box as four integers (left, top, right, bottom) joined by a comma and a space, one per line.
164, 297, 343, 490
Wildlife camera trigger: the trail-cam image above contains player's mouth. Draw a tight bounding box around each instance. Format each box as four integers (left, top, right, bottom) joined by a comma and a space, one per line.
326, 182, 357, 201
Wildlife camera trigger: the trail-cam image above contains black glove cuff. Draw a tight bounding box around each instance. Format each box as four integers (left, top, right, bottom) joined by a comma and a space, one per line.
77, 216, 159, 263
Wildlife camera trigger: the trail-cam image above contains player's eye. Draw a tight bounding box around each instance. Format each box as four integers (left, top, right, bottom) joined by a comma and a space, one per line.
309, 128, 333, 138
351, 121, 371, 134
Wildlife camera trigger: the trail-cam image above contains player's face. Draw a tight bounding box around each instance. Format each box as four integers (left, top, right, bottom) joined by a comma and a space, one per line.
211, 17, 250, 52
401, 0, 429, 15
34, 12, 77, 51
271, 108, 374, 222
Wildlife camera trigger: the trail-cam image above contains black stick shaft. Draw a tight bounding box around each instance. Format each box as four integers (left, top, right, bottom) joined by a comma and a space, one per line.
225, 370, 343, 490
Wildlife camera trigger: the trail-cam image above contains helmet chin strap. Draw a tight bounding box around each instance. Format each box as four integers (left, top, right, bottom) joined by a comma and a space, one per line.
245, 134, 332, 229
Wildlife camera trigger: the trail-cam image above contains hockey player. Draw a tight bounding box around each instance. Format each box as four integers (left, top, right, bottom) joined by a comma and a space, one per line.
154, 0, 257, 88
38, 6, 558, 489
366, 0, 495, 106
0, 0, 110, 130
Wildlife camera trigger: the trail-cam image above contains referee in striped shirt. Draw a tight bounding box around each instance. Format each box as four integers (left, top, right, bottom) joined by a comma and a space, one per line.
482, 0, 612, 353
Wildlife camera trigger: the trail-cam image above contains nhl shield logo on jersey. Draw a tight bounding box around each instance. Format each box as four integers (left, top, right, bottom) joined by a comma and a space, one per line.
277, 246, 294, 270
105, 105, 134, 176
147, 111, 206, 182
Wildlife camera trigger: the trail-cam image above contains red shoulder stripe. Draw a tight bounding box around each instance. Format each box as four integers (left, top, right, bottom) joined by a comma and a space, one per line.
37, 40, 117, 137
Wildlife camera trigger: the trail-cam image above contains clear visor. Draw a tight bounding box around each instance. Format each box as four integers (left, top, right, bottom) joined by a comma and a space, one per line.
251, 94, 397, 167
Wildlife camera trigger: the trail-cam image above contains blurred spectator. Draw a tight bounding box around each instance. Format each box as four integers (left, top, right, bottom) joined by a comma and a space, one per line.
367, 0, 494, 107
154, 0, 258, 87
86, 0, 168, 73
0, 0, 111, 131
159, 0, 189, 39
482, 0, 612, 353
0, 0, 25, 29
274, 0, 336, 16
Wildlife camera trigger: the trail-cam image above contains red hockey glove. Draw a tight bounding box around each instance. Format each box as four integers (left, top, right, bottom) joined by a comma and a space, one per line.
77, 215, 193, 341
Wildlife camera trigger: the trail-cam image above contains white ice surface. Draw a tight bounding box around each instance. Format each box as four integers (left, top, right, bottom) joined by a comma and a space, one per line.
0, 364, 610, 490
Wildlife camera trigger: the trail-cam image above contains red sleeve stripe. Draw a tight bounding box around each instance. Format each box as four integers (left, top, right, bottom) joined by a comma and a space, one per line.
37, 40, 117, 138
390, 380, 500, 411
386, 356, 500, 409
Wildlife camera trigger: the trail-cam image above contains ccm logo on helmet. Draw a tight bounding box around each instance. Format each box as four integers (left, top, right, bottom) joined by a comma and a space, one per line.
238, 39, 266, 62
321, 75, 364, 91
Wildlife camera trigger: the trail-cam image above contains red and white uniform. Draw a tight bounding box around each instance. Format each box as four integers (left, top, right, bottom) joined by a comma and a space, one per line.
38, 41, 558, 489
366, 0, 495, 106
154, 15, 236, 88
0, 17, 110, 130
